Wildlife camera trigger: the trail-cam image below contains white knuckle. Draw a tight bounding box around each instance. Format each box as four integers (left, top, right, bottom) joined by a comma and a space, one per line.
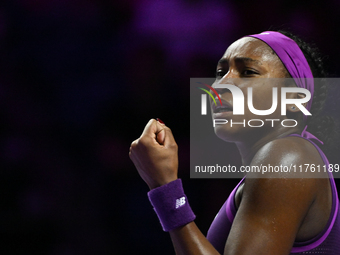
130, 139, 138, 148
137, 137, 148, 148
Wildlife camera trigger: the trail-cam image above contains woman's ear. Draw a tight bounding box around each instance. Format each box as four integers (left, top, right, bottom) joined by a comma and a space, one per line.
286, 92, 307, 113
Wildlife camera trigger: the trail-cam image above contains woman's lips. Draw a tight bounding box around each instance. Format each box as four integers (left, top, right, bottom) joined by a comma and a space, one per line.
211, 99, 233, 118
213, 111, 233, 118
213, 105, 233, 113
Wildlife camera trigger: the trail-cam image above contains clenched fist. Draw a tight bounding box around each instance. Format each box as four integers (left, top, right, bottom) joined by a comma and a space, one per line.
129, 119, 178, 190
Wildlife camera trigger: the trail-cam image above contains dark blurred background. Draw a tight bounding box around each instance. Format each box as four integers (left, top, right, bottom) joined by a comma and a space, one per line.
0, 0, 340, 254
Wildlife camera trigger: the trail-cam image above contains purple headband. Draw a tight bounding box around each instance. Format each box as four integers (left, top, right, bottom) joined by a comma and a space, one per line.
247, 31, 322, 144
247, 31, 314, 112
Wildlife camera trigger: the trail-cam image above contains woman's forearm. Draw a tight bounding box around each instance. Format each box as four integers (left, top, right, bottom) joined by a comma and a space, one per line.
169, 222, 220, 255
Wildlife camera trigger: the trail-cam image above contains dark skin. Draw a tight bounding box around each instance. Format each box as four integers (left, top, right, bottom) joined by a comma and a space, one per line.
129, 38, 332, 255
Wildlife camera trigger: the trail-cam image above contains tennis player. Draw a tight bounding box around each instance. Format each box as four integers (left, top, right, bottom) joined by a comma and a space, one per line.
129, 31, 339, 254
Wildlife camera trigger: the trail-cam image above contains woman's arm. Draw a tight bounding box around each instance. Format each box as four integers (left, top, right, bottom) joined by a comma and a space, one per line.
223, 137, 327, 254
129, 119, 220, 254
129, 120, 326, 255
170, 222, 220, 255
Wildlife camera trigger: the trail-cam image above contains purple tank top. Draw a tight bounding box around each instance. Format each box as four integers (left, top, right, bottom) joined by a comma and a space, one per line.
206, 136, 340, 254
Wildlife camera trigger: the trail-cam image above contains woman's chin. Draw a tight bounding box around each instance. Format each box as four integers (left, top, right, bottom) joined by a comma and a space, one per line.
213, 126, 240, 143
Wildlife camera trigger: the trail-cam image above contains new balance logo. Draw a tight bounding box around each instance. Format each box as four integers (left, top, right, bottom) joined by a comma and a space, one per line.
176, 197, 186, 209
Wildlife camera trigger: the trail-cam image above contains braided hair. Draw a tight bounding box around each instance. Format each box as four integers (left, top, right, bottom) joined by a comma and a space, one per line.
278, 30, 338, 156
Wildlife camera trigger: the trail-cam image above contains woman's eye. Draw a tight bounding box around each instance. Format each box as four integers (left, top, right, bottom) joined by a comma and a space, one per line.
216, 70, 227, 79
242, 69, 258, 76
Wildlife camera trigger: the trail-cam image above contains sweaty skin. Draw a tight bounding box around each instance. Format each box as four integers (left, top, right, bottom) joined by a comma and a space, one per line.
129, 37, 332, 255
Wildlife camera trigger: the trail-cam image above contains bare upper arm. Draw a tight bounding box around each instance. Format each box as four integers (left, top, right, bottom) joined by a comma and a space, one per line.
224, 137, 326, 255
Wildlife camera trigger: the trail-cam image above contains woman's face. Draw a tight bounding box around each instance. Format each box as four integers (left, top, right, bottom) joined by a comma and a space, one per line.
211, 37, 291, 143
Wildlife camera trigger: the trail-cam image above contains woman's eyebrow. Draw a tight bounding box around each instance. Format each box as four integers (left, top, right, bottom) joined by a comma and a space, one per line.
218, 58, 229, 65
218, 57, 262, 65
235, 57, 262, 65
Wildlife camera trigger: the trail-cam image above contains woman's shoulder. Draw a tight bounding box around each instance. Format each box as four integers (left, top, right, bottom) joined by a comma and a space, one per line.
249, 135, 326, 179
253, 136, 324, 165
243, 136, 332, 242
